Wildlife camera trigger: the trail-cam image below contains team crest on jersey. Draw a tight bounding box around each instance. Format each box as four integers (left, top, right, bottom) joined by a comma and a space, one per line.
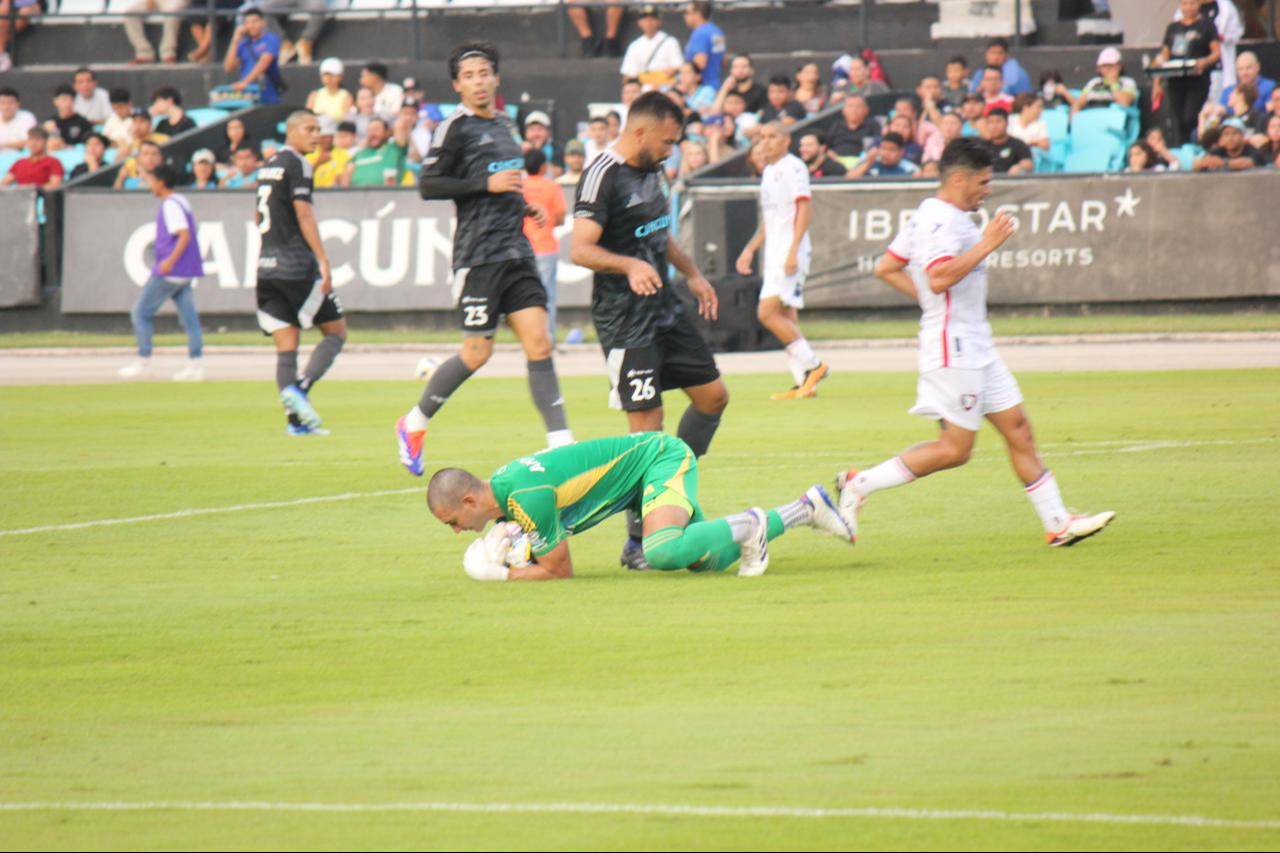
626, 193, 644, 208
478, 133, 494, 145
960, 394, 978, 411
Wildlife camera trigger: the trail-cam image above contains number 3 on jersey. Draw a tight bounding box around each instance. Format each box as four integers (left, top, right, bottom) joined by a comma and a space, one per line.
256, 185, 272, 235
629, 376, 656, 402
463, 304, 489, 327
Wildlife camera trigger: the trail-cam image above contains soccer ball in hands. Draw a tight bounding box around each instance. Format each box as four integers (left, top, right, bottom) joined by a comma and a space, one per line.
462, 522, 533, 582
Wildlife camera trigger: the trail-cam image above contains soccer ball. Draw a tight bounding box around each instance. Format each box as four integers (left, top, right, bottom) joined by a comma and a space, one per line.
415, 355, 442, 381
499, 521, 533, 568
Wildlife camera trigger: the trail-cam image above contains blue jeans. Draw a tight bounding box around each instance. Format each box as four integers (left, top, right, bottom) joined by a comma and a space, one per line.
535, 253, 558, 341
132, 274, 203, 358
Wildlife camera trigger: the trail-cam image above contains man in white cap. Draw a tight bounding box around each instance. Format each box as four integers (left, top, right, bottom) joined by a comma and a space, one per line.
1071, 47, 1137, 116
306, 57, 353, 122
521, 110, 562, 174
620, 4, 683, 91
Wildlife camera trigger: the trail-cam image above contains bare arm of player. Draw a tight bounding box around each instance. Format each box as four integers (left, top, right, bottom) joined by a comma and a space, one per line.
159, 227, 190, 275
508, 540, 574, 580
787, 197, 812, 276
927, 211, 1016, 293
874, 252, 918, 300
570, 217, 664, 296
294, 199, 333, 294
735, 223, 763, 275
667, 239, 718, 321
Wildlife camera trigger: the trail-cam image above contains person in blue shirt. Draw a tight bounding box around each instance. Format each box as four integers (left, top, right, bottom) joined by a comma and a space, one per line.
968, 38, 1031, 96
1218, 51, 1276, 112
223, 9, 282, 105
682, 1, 725, 90
849, 132, 921, 178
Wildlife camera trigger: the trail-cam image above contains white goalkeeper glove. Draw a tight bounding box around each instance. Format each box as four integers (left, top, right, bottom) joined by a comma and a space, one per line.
463, 537, 510, 582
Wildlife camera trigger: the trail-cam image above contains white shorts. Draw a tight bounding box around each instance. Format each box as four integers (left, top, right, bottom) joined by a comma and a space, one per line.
908, 357, 1024, 432
759, 263, 808, 309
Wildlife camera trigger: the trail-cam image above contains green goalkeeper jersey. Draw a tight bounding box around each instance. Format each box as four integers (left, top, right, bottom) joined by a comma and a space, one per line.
490, 432, 694, 556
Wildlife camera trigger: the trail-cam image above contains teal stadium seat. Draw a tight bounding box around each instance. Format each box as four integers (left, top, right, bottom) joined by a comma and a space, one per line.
187, 108, 227, 128
1174, 144, 1203, 171
1037, 107, 1071, 173
1066, 108, 1127, 173
53, 146, 86, 174
0, 150, 21, 178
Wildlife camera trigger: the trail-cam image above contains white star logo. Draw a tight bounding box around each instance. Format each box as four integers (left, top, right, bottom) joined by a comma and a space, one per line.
1114, 187, 1141, 218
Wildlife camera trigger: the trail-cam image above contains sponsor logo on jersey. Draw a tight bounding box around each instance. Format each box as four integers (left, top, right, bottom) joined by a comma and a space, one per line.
487, 157, 525, 173
257, 166, 286, 180
479, 133, 494, 145
626, 368, 655, 378
960, 393, 978, 411
634, 214, 672, 238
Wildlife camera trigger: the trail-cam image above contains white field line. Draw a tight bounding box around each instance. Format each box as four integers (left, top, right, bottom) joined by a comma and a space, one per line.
0, 800, 1277, 829
0, 437, 1273, 538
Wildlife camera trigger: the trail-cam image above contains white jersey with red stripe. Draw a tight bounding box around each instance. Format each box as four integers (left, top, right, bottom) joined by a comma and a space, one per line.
887, 196, 996, 373
760, 153, 812, 273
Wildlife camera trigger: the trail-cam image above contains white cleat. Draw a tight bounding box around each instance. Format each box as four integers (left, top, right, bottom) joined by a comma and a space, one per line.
118, 358, 152, 379
834, 470, 865, 543
1048, 510, 1116, 547
172, 361, 204, 382
737, 507, 770, 577
805, 484, 856, 544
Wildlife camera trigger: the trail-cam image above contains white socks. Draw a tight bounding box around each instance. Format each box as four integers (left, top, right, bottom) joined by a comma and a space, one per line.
853, 456, 917, 497
404, 406, 430, 433
785, 337, 820, 386
546, 429, 574, 449
1024, 470, 1070, 534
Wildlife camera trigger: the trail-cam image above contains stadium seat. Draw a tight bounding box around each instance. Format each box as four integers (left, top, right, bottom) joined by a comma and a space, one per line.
1070, 107, 1126, 145
104, 147, 120, 165
1063, 140, 1121, 173
187, 108, 227, 128
1174, 144, 1203, 171
0, 150, 21, 179
53, 147, 86, 174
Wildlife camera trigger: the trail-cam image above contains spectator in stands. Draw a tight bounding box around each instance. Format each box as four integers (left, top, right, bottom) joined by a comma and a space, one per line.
1152, 0, 1221, 147
258, 0, 328, 65
1194, 117, 1269, 170
115, 138, 163, 189
567, 0, 622, 58
121, 108, 163, 158
619, 5, 682, 91
1202, 82, 1259, 138
606, 109, 623, 142
151, 87, 196, 137
220, 145, 260, 188
345, 117, 409, 187
969, 38, 1031, 96
558, 139, 586, 185
307, 57, 354, 122
0, 0, 39, 73
793, 62, 827, 115
978, 66, 1014, 114
583, 116, 609, 166
1143, 128, 1182, 170
1219, 51, 1275, 113
675, 61, 717, 118
921, 112, 965, 176
1125, 140, 1172, 173
960, 93, 985, 136
1251, 88, 1280, 140
1038, 69, 1072, 109
829, 55, 888, 104
683, 1, 725, 90
45, 85, 95, 150
224, 9, 283, 104
703, 113, 737, 162
261, 138, 281, 161
940, 57, 969, 111
884, 115, 924, 165
306, 118, 350, 188
0, 87, 37, 151
349, 87, 377, 142
103, 88, 135, 150
1073, 47, 1137, 116
1008, 92, 1049, 152
825, 95, 879, 161
714, 55, 766, 116
72, 68, 113, 124
69, 133, 109, 181
746, 139, 768, 177
520, 111, 561, 174
798, 130, 846, 177
1178, 0, 1242, 104
849, 132, 919, 178
123, 0, 188, 65
360, 63, 403, 120
760, 75, 805, 126
1253, 113, 1280, 164
187, 147, 219, 188
720, 90, 759, 143
619, 80, 641, 119
918, 75, 946, 126
1, 127, 63, 190
676, 138, 709, 180
215, 115, 252, 165
893, 97, 942, 158
982, 108, 1033, 175
518, 148, 565, 341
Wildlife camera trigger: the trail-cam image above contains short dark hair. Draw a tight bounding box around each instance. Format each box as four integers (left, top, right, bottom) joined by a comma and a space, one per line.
109, 87, 131, 104
152, 163, 178, 189
606, 110, 622, 123
622, 77, 642, 89
986, 107, 1009, 120
946, 55, 968, 68
28, 126, 49, 141
139, 139, 162, 153
799, 131, 823, 146
588, 116, 608, 127
880, 131, 905, 149
524, 148, 546, 175
242, 7, 263, 18
688, 1, 712, 20
152, 86, 182, 106
0, 86, 18, 100
368, 117, 390, 132
768, 75, 791, 89
626, 90, 685, 127
337, 120, 357, 134
363, 61, 389, 81
962, 93, 984, 105
724, 90, 746, 102
74, 67, 95, 80
988, 37, 1010, 51
984, 65, 1003, 76
447, 41, 499, 80
86, 132, 109, 148
938, 137, 995, 177
54, 84, 74, 99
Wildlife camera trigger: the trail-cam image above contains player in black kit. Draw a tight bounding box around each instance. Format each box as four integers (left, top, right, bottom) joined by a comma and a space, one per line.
395, 41, 573, 476
570, 91, 725, 569
255, 110, 346, 435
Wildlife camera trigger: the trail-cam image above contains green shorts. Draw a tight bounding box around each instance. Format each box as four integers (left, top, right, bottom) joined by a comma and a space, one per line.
639, 437, 704, 523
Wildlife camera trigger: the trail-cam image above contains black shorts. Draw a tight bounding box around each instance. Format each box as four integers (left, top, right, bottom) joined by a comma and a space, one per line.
256, 276, 344, 334
454, 257, 547, 336
604, 313, 721, 412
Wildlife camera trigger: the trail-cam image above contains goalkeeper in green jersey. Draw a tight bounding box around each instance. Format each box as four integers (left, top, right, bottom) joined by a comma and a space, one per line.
427, 432, 854, 581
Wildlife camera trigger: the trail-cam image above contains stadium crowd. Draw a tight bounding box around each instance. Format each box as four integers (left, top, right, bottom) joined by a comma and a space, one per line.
2, 0, 1279, 193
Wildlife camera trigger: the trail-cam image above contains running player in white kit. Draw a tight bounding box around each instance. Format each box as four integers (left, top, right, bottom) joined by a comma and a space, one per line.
736, 122, 830, 399
837, 138, 1114, 547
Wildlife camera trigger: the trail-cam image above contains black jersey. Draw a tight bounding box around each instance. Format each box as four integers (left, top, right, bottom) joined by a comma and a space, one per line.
255, 146, 319, 281
573, 148, 681, 350
419, 105, 533, 271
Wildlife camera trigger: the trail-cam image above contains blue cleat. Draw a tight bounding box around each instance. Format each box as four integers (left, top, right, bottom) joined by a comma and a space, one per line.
619, 537, 650, 571
286, 422, 331, 436
280, 384, 322, 429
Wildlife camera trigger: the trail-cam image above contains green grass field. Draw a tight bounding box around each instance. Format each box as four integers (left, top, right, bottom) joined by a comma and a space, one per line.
2, 370, 1278, 851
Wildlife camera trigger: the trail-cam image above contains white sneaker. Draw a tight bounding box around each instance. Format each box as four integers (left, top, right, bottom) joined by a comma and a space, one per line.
805, 484, 856, 544
1048, 510, 1116, 547
172, 361, 204, 382
834, 470, 865, 542
737, 507, 770, 577
118, 358, 152, 379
